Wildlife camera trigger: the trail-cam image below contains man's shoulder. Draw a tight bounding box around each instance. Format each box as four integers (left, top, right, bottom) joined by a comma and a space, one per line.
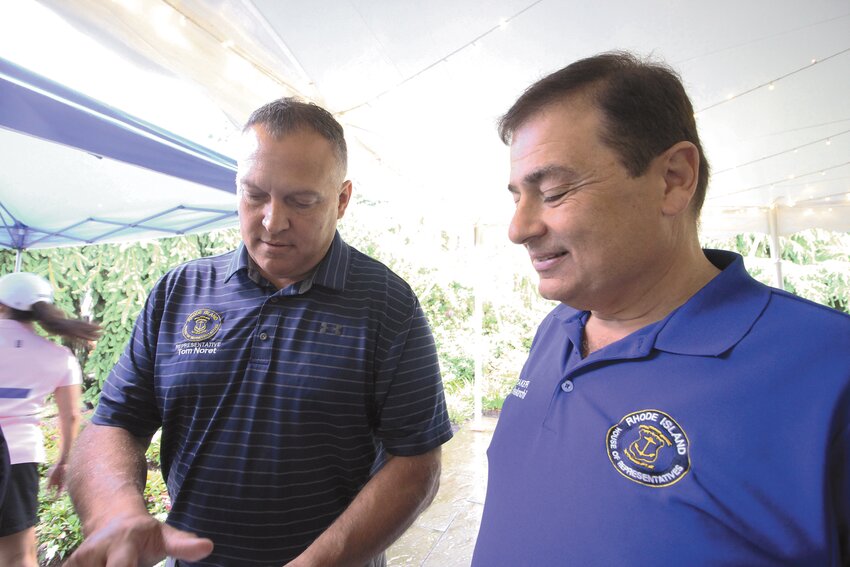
345, 245, 415, 297
160, 249, 236, 284
146, 250, 238, 305
764, 286, 850, 334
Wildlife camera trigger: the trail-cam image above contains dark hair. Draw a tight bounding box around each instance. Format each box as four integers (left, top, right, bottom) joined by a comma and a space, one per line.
6, 302, 101, 342
498, 51, 710, 216
243, 97, 348, 174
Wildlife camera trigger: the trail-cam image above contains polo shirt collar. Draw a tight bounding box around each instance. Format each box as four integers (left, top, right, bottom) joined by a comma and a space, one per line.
653, 249, 770, 356
223, 230, 351, 292
551, 249, 770, 358
309, 230, 350, 291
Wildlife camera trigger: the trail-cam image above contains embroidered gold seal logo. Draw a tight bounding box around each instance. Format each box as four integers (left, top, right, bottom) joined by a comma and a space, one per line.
607, 409, 690, 488
181, 308, 222, 342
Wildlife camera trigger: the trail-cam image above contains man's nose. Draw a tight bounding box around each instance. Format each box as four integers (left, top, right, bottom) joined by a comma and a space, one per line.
262, 200, 290, 234
508, 196, 545, 245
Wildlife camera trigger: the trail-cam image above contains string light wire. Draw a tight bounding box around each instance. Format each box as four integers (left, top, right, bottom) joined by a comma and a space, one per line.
708, 160, 850, 200
337, 0, 546, 116
696, 46, 850, 113
713, 128, 850, 175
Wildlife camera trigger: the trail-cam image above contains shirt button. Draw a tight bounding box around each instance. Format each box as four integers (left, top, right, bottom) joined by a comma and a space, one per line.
259, 332, 269, 340
269, 297, 278, 304
561, 380, 574, 393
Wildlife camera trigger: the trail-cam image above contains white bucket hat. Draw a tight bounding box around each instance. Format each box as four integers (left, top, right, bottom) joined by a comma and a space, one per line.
0, 272, 54, 311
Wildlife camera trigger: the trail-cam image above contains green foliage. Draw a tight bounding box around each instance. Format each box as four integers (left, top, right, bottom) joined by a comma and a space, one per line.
36, 419, 81, 565
37, 491, 81, 566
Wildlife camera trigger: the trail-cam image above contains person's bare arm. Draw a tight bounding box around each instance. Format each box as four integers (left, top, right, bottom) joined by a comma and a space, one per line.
45, 384, 81, 492
65, 423, 213, 567
286, 446, 442, 567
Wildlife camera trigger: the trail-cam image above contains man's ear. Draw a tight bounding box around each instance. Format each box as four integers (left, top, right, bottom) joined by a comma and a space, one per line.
337, 180, 353, 219
659, 141, 700, 217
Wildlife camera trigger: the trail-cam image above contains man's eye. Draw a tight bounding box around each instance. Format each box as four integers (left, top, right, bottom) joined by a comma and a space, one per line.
543, 192, 567, 203
289, 196, 320, 208
243, 192, 265, 202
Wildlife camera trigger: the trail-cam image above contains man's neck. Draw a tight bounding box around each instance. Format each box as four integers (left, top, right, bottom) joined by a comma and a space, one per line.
582, 247, 720, 357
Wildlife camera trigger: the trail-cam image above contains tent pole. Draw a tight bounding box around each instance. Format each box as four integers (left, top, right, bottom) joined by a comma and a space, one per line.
14, 248, 22, 272
472, 224, 484, 426
767, 207, 783, 289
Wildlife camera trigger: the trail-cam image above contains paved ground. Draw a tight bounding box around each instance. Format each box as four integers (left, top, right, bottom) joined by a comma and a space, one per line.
386, 416, 497, 567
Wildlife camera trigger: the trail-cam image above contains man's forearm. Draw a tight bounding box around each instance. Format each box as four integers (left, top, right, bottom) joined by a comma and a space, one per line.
290, 447, 442, 567
67, 423, 152, 534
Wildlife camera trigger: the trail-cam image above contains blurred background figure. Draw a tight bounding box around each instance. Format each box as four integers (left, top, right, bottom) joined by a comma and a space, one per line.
0, 426, 9, 509
0, 272, 100, 567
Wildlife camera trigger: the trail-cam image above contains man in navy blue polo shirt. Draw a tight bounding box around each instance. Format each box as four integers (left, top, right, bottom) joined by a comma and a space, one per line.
472, 52, 850, 565
65, 98, 453, 567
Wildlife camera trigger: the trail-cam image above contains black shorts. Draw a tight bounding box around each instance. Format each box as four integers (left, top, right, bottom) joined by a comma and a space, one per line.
0, 463, 39, 536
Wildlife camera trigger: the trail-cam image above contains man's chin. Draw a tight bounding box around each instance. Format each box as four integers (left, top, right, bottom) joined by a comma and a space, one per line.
254, 242, 294, 258
537, 280, 574, 305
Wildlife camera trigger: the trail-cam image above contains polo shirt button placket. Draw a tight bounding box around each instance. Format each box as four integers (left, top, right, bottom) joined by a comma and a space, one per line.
561, 380, 574, 393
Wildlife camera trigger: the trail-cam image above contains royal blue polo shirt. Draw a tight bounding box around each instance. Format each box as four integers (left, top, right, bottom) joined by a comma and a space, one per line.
94, 231, 453, 566
473, 250, 850, 566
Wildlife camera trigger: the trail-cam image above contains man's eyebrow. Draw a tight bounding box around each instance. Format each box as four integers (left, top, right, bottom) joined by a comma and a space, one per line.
237, 181, 320, 197
508, 165, 581, 192
239, 180, 261, 191
524, 165, 582, 186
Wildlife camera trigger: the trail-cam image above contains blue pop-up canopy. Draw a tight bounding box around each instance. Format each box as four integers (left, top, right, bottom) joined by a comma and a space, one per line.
0, 55, 238, 259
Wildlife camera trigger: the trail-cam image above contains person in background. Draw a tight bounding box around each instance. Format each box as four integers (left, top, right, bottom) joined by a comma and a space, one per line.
66, 97, 453, 567
0, 272, 101, 567
471, 51, 850, 565
0, 426, 9, 509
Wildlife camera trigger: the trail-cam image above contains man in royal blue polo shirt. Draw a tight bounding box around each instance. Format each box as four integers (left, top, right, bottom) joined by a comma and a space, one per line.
65, 98, 453, 567
472, 51, 850, 565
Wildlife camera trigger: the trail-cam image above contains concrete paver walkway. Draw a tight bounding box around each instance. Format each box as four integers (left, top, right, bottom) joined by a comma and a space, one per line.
386, 416, 497, 566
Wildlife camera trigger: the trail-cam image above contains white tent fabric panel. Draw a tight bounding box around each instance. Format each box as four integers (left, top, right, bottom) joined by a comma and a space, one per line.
0, 128, 237, 249
0, 52, 238, 251
28, 0, 849, 236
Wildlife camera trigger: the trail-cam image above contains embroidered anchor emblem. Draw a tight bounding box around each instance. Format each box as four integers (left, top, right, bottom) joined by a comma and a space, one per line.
625, 425, 671, 469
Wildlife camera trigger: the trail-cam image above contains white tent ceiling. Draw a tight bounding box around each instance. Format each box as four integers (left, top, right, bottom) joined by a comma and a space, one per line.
6, 0, 850, 242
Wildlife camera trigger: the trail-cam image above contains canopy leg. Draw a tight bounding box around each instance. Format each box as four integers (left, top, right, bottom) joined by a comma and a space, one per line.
767, 207, 783, 289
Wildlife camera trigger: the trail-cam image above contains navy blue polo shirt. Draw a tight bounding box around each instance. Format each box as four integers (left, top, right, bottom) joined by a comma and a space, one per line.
473, 250, 850, 566
94, 231, 453, 566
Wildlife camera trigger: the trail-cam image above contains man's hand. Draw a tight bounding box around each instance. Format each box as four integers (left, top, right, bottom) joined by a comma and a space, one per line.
64, 513, 214, 567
